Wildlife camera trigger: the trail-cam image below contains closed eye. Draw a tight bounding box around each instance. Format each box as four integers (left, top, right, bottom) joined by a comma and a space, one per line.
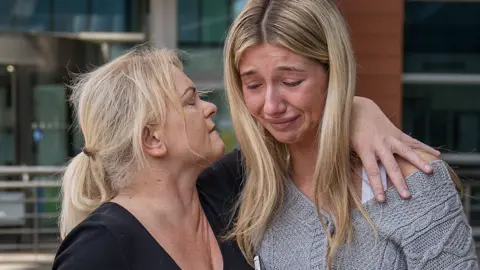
246, 83, 262, 90
284, 80, 303, 87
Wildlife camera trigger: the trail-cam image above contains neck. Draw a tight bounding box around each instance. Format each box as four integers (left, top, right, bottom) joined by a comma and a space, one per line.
112, 164, 204, 229
288, 135, 318, 196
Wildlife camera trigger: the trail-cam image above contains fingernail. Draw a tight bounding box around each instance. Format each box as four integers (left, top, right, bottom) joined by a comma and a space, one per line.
425, 164, 433, 172
402, 189, 411, 198
376, 194, 385, 202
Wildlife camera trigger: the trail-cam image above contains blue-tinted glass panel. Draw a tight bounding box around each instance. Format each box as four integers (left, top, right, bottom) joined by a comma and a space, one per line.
403, 84, 480, 153
201, 0, 228, 43
11, 0, 51, 31
90, 0, 127, 32
178, 0, 200, 42
0, 1, 12, 31
52, 0, 88, 32
404, 2, 480, 73
231, 0, 247, 20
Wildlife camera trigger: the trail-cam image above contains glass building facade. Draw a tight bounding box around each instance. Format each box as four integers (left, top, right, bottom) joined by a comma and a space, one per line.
402, 1, 480, 220
403, 1, 480, 154
177, 0, 248, 152
0, 0, 478, 165
0, 0, 144, 33
0, 0, 149, 248
0, 0, 246, 169
0, 0, 147, 168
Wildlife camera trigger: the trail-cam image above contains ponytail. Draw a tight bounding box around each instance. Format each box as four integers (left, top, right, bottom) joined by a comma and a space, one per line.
59, 152, 113, 239
58, 46, 183, 239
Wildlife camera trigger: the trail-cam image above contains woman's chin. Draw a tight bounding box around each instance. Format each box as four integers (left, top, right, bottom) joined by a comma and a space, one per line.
269, 132, 301, 145
212, 141, 226, 160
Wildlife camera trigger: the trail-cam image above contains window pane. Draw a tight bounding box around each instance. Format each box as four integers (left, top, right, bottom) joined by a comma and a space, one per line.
0, 1, 12, 31
52, 0, 88, 32
0, 66, 15, 165
231, 0, 247, 21
178, 0, 200, 43
33, 83, 68, 165
90, 0, 127, 32
403, 84, 480, 153
11, 0, 51, 31
404, 2, 480, 73
201, 0, 228, 43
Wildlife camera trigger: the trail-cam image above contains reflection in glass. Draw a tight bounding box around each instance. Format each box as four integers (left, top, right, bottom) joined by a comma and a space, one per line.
404, 2, 480, 73
33, 84, 68, 165
178, 0, 201, 43
0, 66, 15, 165
232, 0, 247, 19
403, 84, 480, 153
91, 0, 128, 32
53, 0, 89, 32
201, 0, 228, 43
0, 0, 141, 33
11, 0, 50, 32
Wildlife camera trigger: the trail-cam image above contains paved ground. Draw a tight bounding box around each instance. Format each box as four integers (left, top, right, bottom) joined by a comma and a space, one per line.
0, 253, 54, 270
1, 249, 480, 269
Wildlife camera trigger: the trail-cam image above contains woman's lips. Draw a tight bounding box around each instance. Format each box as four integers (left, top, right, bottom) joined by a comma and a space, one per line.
267, 116, 299, 130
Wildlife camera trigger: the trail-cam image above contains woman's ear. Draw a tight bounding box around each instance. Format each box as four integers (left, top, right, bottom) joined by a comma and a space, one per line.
142, 125, 167, 158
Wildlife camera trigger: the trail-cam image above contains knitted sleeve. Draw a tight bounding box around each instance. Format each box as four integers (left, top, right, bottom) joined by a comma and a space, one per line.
398, 161, 478, 269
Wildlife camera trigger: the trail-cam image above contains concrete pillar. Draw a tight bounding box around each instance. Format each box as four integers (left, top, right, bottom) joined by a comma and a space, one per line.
150, 0, 178, 49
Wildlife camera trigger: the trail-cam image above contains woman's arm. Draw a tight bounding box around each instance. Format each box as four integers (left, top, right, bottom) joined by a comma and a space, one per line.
200, 98, 440, 204
197, 149, 244, 204
351, 97, 440, 202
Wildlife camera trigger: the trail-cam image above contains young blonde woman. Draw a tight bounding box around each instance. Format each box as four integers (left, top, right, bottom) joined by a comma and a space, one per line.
224, 0, 478, 269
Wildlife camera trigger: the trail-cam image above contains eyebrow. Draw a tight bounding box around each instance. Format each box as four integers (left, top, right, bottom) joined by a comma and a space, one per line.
181, 86, 197, 97
240, 70, 256, 77
276, 66, 306, 72
240, 66, 306, 77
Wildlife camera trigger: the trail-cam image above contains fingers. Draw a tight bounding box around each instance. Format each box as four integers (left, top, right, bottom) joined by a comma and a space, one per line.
402, 133, 440, 157
376, 144, 411, 199
357, 150, 386, 202
396, 136, 435, 174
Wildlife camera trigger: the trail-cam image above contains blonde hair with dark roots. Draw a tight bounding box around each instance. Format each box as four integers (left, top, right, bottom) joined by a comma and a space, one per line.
59, 46, 182, 239
224, 0, 375, 266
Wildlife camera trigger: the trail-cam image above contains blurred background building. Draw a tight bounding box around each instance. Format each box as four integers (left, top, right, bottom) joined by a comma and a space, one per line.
0, 0, 478, 268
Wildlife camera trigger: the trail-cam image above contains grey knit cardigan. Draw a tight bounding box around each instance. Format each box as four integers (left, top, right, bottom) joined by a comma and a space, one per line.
255, 160, 479, 269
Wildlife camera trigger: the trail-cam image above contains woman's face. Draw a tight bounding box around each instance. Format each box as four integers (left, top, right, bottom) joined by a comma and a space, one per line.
162, 68, 225, 165
239, 43, 328, 145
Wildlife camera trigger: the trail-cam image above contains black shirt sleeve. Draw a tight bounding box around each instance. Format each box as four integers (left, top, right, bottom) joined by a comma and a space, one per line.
53, 223, 130, 270
197, 148, 245, 204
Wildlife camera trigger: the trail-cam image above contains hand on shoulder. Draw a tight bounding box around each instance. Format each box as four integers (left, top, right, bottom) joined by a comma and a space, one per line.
395, 149, 440, 178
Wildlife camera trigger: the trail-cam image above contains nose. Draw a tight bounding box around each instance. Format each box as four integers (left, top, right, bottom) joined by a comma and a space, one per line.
202, 100, 217, 119
263, 85, 286, 116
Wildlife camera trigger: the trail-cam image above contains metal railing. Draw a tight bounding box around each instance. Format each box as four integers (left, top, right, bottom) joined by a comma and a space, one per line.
0, 166, 62, 254
441, 153, 480, 227
0, 156, 479, 254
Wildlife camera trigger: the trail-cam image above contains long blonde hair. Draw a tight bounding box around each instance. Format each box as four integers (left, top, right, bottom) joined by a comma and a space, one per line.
59, 46, 182, 239
224, 0, 369, 265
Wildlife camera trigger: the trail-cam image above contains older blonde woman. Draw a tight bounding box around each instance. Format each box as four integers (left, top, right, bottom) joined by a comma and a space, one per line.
53, 47, 251, 269
224, 0, 478, 269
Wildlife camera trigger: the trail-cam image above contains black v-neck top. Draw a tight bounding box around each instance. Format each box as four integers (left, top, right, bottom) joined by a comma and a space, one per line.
53, 150, 252, 270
